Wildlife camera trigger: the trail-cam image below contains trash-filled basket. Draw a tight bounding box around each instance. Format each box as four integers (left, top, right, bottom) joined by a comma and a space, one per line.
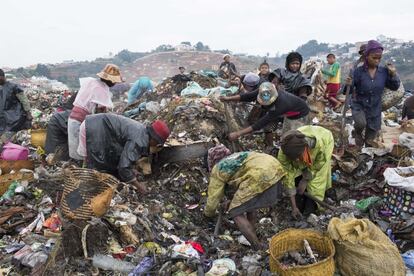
61, 168, 119, 220
269, 228, 335, 276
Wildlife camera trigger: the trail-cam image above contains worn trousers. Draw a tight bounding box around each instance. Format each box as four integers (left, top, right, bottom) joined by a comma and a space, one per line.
352, 109, 378, 145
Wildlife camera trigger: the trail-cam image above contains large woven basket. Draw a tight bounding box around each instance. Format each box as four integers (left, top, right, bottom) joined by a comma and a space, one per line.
269, 228, 335, 276
61, 168, 119, 220
382, 83, 404, 111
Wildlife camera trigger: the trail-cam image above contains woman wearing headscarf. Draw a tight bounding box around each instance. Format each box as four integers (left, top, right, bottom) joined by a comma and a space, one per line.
347, 40, 400, 147
277, 126, 334, 219
269, 52, 312, 100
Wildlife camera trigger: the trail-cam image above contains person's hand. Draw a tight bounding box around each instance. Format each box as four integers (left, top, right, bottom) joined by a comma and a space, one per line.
292, 207, 302, 220
219, 96, 229, 102
228, 132, 240, 141
221, 200, 231, 212
26, 112, 33, 120
386, 63, 397, 77
131, 180, 148, 195
345, 76, 352, 86
297, 180, 308, 195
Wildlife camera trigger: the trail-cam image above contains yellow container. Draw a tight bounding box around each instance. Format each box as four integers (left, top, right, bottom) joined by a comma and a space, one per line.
31, 129, 47, 148
269, 228, 335, 276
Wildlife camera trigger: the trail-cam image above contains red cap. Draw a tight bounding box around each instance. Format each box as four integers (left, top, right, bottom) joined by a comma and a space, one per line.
151, 120, 170, 143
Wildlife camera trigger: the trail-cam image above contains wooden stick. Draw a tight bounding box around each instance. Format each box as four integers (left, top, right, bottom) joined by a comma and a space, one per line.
304, 192, 336, 211
303, 239, 317, 263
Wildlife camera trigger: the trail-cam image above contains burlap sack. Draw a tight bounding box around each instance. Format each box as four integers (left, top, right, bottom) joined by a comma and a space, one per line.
327, 218, 405, 276
382, 83, 404, 111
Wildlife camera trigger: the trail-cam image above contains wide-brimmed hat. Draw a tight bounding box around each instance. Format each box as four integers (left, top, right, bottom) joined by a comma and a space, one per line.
257, 82, 278, 106
96, 64, 123, 83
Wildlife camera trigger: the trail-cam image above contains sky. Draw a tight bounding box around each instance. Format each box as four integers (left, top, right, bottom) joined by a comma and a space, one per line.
1, 0, 413, 68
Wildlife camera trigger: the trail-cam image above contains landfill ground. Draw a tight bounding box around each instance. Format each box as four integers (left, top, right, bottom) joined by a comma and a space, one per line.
1, 70, 414, 275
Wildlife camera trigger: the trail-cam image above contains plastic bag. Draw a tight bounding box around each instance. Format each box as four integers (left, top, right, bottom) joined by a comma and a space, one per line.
181, 82, 208, 97
402, 250, 414, 269
383, 166, 414, 192
399, 132, 414, 151
355, 196, 382, 212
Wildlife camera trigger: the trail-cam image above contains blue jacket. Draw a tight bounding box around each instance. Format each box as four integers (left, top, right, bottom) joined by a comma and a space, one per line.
127, 77, 153, 105
351, 66, 400, 130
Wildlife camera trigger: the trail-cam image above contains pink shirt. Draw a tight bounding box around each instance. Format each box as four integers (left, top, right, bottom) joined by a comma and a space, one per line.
73, 78, 113, 114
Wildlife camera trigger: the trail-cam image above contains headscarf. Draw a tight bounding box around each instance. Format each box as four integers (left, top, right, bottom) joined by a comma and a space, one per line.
207, 144, 231, 171
280, 130, 307, 160
364, 40, 384, 67
285, 52, 303, 71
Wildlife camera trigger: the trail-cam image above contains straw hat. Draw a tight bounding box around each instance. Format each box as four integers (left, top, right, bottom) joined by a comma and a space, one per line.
257, 82, 278, 106
96, 64, 123, 83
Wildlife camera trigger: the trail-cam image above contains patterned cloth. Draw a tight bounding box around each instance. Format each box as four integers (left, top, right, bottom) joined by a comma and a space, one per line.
207, 144, 231, 171
384, 185, 414, 216
204, 152, 286, 217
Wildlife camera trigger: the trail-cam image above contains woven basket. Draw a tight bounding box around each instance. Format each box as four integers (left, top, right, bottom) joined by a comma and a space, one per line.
382, 83, 404, 111
269, 228, 335, 276
61, 168, 119, 220
31, 129, 47, 148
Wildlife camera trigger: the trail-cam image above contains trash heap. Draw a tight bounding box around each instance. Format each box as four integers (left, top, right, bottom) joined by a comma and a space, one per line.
154, 72, 218, 96
1, 70, 414, 275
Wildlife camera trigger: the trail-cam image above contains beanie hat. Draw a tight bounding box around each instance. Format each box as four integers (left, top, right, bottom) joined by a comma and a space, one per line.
243, 72, 260, 87
149, 120, 170, 144
280, 130, 307, 160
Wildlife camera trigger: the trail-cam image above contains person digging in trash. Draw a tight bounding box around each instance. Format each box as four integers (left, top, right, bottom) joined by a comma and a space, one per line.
77, 113, 170, 194
127, 76, 154, 105
220, 82, 309, 144
277, 126, 334, 219
269, 52, 312, 100
346, 40, 401, 147
68, 64, 122, 160
239, 72, 261, 93
322, 54, 342, 109
0, 69, 32, 134
258, 61, 271, 82
204, 146, 286, 250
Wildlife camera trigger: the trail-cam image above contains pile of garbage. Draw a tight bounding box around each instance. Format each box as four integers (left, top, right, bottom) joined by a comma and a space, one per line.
1, 67, 414, 275
154, 72, 218, 96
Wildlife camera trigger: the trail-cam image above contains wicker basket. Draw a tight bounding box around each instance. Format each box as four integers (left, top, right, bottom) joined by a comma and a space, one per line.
31, 129, 47, 148
269, 228, 335, 276
61, 168, 119, 220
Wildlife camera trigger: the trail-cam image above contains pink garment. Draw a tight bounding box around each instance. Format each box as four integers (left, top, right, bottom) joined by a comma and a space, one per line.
73, 78, 113, 114
77, 121, 87, 158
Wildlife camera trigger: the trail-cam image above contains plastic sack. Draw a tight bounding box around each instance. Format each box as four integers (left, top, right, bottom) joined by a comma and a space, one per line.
399, 132, 414, 151
328, 218, 405, 276
145, 101, 161, 114
383, 166, 414, 192
402, 250, 414, 269
1, 142, 29, 161
181, 82, 208, 97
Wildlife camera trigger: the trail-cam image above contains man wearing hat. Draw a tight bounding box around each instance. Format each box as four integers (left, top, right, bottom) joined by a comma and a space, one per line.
277, 126, 334, 219
220, 82, 309, 142
68, 64, 123, 160
240, 72, 261, 93
77, 113, 170, 194
0, 69, 32, 134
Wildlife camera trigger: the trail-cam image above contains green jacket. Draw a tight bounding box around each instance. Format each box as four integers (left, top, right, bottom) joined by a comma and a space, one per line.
278, 126, 334, 201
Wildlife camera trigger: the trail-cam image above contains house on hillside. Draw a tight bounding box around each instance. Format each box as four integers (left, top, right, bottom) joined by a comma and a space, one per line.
175, 44, 195, 52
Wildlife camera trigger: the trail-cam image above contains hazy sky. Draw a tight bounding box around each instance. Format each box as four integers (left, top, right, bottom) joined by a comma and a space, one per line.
1, 0, 413, 68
